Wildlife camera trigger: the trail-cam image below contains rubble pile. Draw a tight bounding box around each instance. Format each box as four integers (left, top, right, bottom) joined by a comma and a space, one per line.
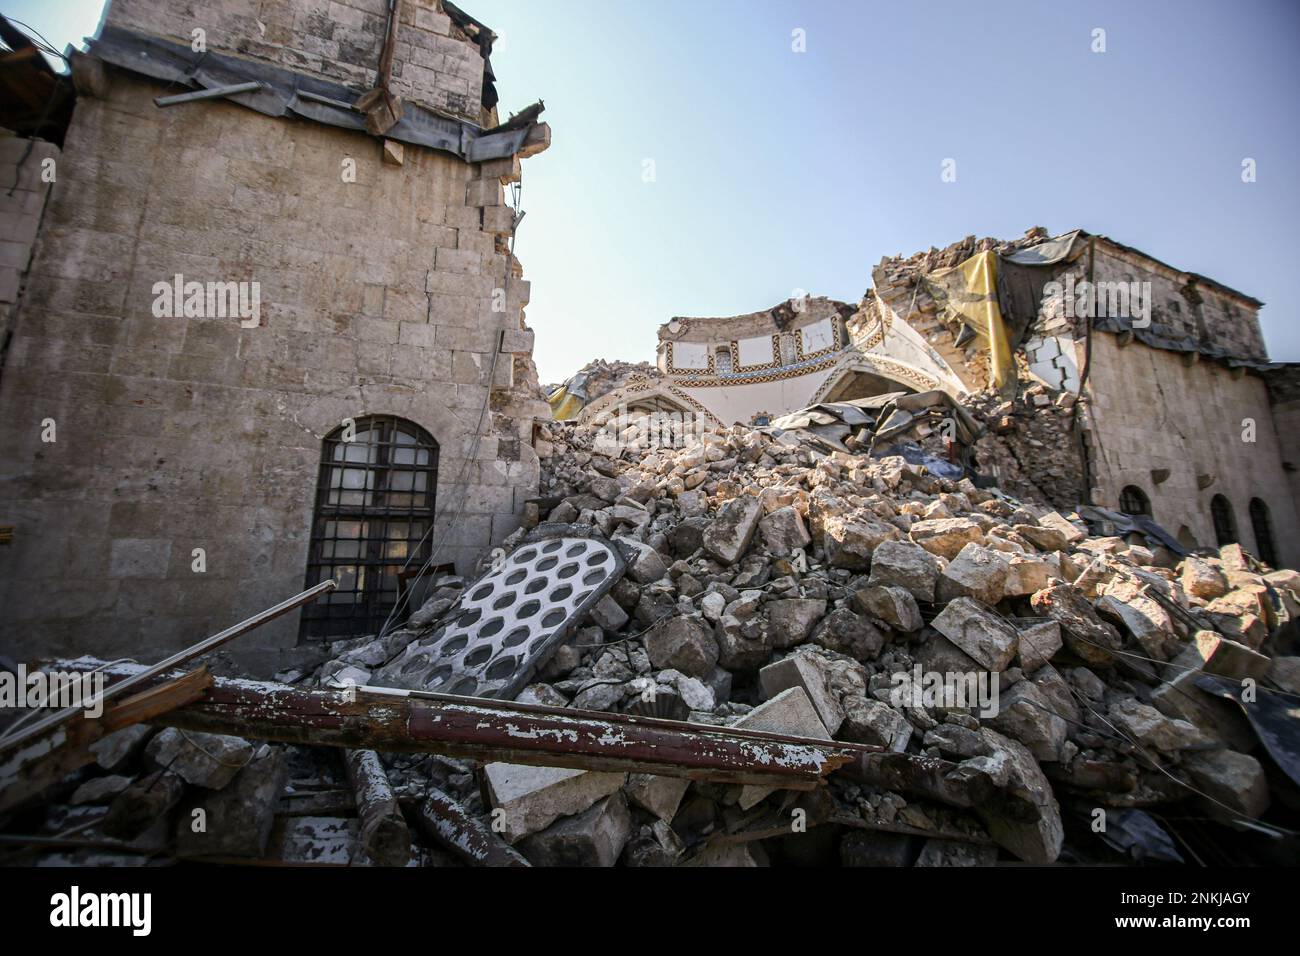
8, 415, 1297, 868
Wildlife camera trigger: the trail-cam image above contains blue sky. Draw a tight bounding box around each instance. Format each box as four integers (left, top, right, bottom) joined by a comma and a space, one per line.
7, 0, 1299, 381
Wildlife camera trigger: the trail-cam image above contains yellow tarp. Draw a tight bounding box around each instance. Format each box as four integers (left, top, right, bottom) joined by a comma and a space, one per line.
924, 249, 1015, 391
548, 386, 585, 421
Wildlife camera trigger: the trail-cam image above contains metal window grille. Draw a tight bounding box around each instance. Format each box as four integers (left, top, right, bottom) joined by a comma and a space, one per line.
1210, 494, 1237, 547
1249, 498, 1277, 567
300, 416, 439, 640
1119, 485, 1150, 517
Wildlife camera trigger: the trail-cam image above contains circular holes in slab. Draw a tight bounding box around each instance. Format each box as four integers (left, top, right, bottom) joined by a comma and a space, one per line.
573, 590, 593, 605
583, 570, 604, 586
457, 608, 482, 628
515, 548, 537, 564
542, 540, 563, 554
517, 600, 541, 620
486, 656, 518, 681
425, 665, 453, 686
400, 653, 430, 676
550, 584, 573, 603
586, 551, 609, 567
503, 627, 530, 648
444, 676, 478, 696
565, 543, 585, 558
537, 556, 559, 572
525, 578, 546, 595
493, 592, 517, 611
505, 569, 527, 586
440, 635, 469, 657
480, 617, 504, 638
541, 609, 565, 628
471, 584, 493, 601
465, 645, 492, 667
557, 563, 579, 580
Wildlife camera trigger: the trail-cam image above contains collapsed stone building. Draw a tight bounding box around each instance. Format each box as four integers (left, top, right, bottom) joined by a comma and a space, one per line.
0, 0, 552, 667
559, 228, 1299, 570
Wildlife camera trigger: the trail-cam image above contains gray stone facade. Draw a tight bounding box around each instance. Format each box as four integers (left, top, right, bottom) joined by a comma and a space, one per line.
0, 0, 549, 669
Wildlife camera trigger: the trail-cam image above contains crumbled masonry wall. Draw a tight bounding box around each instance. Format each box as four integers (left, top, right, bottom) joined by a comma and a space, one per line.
106, 0, 487, 123
0, 135, 58, 331
1084, 334, 1299, 567
0, 68, 543, 668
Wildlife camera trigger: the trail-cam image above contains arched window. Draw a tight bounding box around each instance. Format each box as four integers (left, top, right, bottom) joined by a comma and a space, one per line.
1210, 494, 1237, 547
1119, 485, 1150, 516
714, 347, 733, 374
301, 416, 439, 639
1249, 498, 1277, 567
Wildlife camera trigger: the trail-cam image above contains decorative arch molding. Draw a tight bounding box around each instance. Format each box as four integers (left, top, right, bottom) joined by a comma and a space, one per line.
578, 378, 725, 428
812, 354, 950, 404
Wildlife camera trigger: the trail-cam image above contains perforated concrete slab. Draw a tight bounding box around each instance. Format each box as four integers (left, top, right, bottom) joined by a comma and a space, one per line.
374, 536, 625, 699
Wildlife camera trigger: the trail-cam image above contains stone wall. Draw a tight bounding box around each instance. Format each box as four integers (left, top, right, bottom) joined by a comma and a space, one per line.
105, 0, 488, 123
1084, 334, 1298, 567
0, 134, 58, 345
0, 60, 544, 668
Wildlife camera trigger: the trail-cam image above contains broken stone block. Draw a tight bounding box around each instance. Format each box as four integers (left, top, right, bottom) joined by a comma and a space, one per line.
733, 687, 831, 809
101, 770, 186, 840
767, 598, 827, 648
984, 680, 1066, 762
1003, 555, 1055, 597
644, 615, 719, 678
1149, 671, 1255, 751
518, 791, 633, 867
811, 607, 886, 661
88, 725, 153, 773
1096, 578, 1174, 659
1190, 630, 1272, 682
931, 597, 1019, 672
841, 695, 912, 751
1013, 523, 1069, 553
1014, 621, 1062, 672
589, 593, 629, 633
937, 543, 1011, 606
484, 763, 627, 844
1037, 511, 1086, 545
914, 838, 998, 866
973, 728, 1063, 864
1108, 698, 1208, 752
702, 497, 763, 565
175, 746, 287, 859
866, 540, 941, 603
853, 585, 923, 633
70, 774, 133, 805
1268, 656, 1300, 694
1181, 750, 1269, 821
1030, 583, 1122, 666
759, 653, 845, 735
909, 517, 985, 560
144, 728, 254, 790
613, 536, 669, 584
759, 505, 811, 555
624, 774, 690, 822
1181, 556, 1229, 600
821, 513, 900, 570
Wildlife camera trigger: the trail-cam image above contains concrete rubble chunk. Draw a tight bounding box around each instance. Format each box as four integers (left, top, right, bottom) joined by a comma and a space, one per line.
909, 517, 985, 560
811, 607, 886, 661
1180, 750, 1270, 821
972, 728, 1064, 864
1182, 557, 1229, 600
1015, 621, 1062, 672
518, 791, 633, 867
1108, 698, 1209, 752
821, 513, 900, 570
88, 725, 154, 773
733, 687, 831, 809
759, 505, 812, 555
644, 615, 720, 678
484, 763, 627, 844
767, 597, 828, 648
175, 746, 287, 859
984, 680, 1067, 762
144, 727, 254, 790
841, 695, 912, 751
1096, 578, 1174, 660
914, 838, 998, 867
1037, 511, 1086, 545
758, 653, 845, 735
1030, 583, 1122, 666
71, 774, 133, 805
937, 542, 1012, 606
624, 774, 690, 822
931, 597, 1020, 672
853, 585, 923, 633
702, 496, 763, 565
866, 539, 941, 603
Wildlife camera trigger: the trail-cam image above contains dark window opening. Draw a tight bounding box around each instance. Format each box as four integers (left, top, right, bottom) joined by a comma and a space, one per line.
1210, 494, 1237, 547
300, 415, 439, 640
1119, 485, 1150, 517
1249, 498, 1277, 567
